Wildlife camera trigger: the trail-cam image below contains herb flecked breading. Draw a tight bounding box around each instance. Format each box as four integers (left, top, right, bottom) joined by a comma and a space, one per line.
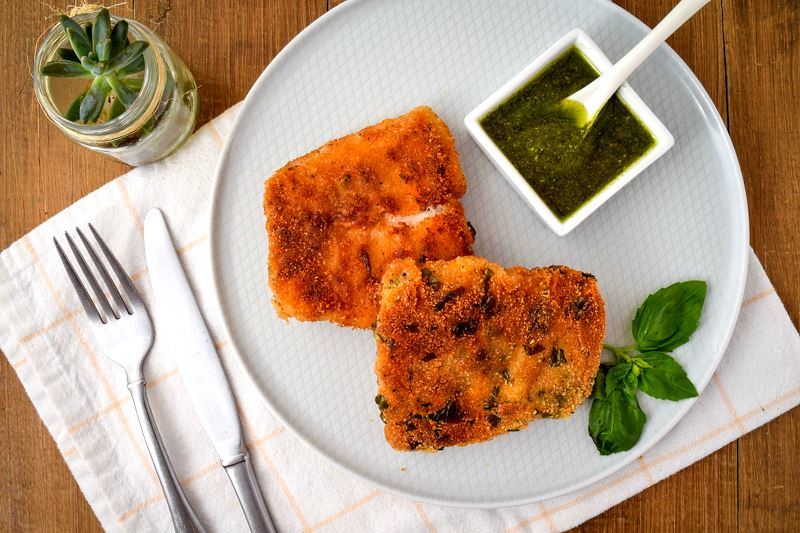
374, 256, 605, 451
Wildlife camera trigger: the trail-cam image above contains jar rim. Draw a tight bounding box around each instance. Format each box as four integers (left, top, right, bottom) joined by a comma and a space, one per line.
33, 12, 165, 141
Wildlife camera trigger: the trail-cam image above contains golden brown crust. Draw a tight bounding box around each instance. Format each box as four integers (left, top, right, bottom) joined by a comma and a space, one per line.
264, 107, 474, 328
374, 256, 605, 451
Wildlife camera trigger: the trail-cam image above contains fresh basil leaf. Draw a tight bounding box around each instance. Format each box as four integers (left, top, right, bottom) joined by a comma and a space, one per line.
40, 60, 91, 78
60, 16, 91, 58
109, 20, 129, 58
592, 366, 608, 400
588, 389, 646, 455
637, 352, 699, 401
605, 362, 638, 396
79, 78, 110, 123
632, 280, 707, 352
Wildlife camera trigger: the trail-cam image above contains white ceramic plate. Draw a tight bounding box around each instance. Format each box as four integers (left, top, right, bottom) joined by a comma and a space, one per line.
209, 0, 748, 507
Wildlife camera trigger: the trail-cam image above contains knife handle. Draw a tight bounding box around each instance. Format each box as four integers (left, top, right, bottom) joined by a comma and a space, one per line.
128, 380, 207, 533
224, 455, 278, 533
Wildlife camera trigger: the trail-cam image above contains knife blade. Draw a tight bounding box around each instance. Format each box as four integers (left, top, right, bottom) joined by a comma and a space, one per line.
144, 208, 277, 533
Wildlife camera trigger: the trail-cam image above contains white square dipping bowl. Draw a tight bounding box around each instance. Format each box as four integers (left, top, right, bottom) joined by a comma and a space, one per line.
464, 28, 674, 236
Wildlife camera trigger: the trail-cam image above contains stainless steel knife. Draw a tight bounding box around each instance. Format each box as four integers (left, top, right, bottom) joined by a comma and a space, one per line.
144, 208, 277, 533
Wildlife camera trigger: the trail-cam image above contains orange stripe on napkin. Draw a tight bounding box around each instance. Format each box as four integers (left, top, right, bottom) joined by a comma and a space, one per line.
413, 501, 437, 532
307, 490, 380, 532
176, 235, 208, 255
114, 180, 143, 233
712, 374, 747, 434
17, 307, 81, 345
206, 122, 224, 147
255, 445, 310, 528
742, 289, 775, 307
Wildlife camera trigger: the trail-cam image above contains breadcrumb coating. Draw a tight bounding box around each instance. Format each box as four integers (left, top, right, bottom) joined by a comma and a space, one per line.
374, 256, 604, 451
264, 106, 474, 328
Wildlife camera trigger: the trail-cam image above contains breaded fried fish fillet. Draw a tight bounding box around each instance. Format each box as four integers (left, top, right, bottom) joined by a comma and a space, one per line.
264, 106, 474, 328
374, 256, 604, 451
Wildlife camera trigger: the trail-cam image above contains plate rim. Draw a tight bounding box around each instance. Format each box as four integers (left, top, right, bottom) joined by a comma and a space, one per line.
207, 0, 750, 508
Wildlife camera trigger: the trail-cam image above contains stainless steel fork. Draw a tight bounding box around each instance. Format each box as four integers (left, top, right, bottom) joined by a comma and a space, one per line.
54, 225, 206, 533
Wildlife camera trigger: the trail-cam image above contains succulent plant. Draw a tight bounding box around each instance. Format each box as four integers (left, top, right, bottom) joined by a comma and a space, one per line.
41, 8, 149, 124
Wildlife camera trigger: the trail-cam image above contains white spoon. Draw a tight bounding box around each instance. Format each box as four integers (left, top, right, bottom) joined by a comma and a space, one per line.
561, 0, 710, 128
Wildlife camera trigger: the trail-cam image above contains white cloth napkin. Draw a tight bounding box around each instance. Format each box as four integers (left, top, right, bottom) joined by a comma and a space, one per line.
2, 104, 799, 533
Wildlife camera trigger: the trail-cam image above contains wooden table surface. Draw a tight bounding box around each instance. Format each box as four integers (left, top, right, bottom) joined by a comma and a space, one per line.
2, 1, 798, 531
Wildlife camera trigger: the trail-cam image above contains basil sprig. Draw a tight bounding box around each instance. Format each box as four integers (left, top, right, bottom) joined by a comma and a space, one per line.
589, 281, 706, 455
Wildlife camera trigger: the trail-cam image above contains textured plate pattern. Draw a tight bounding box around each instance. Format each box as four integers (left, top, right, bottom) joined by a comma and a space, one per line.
209, 0, 747, 507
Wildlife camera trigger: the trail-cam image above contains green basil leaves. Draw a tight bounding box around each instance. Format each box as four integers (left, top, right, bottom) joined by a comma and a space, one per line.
632, 280, 707, 351
588, 281, 706, 455
605, 362, 638, 397
637, 352, 699, 401
589, 385, 647, 455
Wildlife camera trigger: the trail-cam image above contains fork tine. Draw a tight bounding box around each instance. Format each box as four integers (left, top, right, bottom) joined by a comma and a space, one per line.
53, 237, 106, 324
88, 224, 145, 310
65, 231, 119, 321
76, 227, 129, 316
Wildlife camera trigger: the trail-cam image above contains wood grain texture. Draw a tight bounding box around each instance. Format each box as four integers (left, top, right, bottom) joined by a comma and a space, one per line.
723, 1, 800, 531
1, 0, 797, 531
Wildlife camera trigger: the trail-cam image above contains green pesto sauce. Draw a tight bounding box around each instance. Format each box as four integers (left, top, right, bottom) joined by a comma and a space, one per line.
480, 47, 656, 220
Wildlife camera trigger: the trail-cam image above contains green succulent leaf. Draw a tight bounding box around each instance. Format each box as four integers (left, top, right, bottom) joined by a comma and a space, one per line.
636, 352, 699, 401
47, 12, 146, 125
41, 60, 91, 78
79, 77, 110, 123
92, 9, 111, 57
106, 75, 137, 107
109, 20, 129, 58
96, 38, 111, 62
115, 54, 145, 77
589, 388, 646, 455
79, 55, 103, 76
57, 47, 79, 62
108, 41, 149, 72
65, 28, 91, 59
65, 90, 88, 121
60, 16, 91, 58
122, 77, 143, 91
632, 280, 708, 352
107, 96, 126, 121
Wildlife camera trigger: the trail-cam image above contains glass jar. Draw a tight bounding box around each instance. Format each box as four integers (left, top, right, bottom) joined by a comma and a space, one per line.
33, 12, 198, 166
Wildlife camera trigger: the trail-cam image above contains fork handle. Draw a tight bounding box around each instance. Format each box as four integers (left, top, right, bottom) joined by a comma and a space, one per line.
129, 380, 206, 533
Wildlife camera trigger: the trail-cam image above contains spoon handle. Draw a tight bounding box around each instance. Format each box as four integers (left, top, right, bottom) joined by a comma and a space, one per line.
606, 0, 710, 92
